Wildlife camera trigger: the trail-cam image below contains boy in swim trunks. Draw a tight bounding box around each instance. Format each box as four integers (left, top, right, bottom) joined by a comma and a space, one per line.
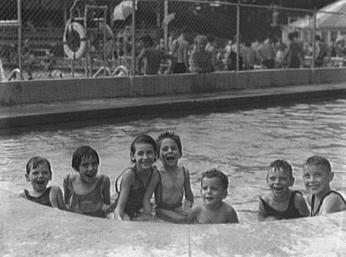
20, 156, 65, 209
188, 168, 239, 224
303, 155, 346, 216
258, 160, 309, 221
143, 131, 194, 223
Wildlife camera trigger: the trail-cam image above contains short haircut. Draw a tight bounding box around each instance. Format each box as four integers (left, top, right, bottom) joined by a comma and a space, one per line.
304, 155, 331, 173
72, 145, 99, 171
157, 131, 182, 156
194, 35, 207, 46
268, 159, 293, 178
26, 156, 52, 175
130, 134, 157, 163
201, 168, 229, 190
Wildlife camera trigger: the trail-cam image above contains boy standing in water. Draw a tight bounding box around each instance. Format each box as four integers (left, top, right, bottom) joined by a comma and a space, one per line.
303, 155, 346, 216
258, 160, 309, 221
143, 131, 194, 223
20, 156, 65, 209
188, 168, 239, 224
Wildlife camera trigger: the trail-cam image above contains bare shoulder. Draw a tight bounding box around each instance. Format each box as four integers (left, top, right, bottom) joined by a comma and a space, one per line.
50, 185, 63, 194
224, 203, 239, 223
19, 189, 26, 198
260, 192, 272, 202
325, 192, 346, 207
99, 174, 110, 183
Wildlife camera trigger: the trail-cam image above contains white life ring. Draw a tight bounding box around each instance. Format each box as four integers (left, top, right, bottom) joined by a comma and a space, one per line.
63, 20, 87, 60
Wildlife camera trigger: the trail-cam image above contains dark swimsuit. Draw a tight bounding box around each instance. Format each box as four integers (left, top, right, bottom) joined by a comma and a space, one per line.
154, 167, 187, 210
115, 167, 154, 218
310, 190, 346, 216
260, 190, 304, 220
24, 187, 52, 207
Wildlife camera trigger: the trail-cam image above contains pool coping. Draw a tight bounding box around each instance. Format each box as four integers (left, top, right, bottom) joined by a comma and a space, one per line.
1, 82, 346, 132
1, 186, 345, 257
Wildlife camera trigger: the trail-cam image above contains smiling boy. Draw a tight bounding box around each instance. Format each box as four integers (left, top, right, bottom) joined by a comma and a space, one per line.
258, 160, 309, 221
188, 168, 239, 224
20, 156, 65, 209
303, 155, 346, 216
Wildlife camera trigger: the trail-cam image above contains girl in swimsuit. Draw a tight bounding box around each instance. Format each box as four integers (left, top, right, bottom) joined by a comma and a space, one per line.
114, 134, 157, 221
20, 156, 65, 210
63, 145, 112, 218
258, 160, 309, 221
303, 155, 346, 216
143, 131, 194, 223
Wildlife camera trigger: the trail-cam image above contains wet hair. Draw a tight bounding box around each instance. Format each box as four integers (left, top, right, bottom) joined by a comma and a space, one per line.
72, 145, 99, 171
201, 168, 229, 190
268, 159, 293, 178
130, 134, 157, 163
156, 131, 182, 156
304, 155, 331, 173
26, 156, 52, 175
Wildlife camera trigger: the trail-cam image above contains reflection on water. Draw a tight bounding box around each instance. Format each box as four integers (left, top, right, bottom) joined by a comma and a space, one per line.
1, 98, 346, 222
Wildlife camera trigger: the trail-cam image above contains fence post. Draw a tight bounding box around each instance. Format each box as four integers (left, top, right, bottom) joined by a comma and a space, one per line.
236, 1, 240, 72
164, 0, 168, 51
17, 0, 22, 77
132, 0, 136, 74
312, 8, 316, 70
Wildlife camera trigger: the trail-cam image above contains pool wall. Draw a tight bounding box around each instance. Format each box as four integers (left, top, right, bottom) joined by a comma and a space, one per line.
1, 186, 345, 256
1, 68, 346, 105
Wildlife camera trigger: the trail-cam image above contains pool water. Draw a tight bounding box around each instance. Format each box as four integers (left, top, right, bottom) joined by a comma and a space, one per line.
1, 98, 346, 222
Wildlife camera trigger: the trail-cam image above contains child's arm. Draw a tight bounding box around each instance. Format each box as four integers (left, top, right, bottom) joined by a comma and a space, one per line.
320, 193, 346, 214
258, 197, 267, 221
186, 205, 201, 224
183, 167, 194, 207
101, 175, 111, 205
142, 169, 159, 215
114, 169, 134, 221
62, 174, 71, 205
294, 192, 309, 217
49, 186, 66, 210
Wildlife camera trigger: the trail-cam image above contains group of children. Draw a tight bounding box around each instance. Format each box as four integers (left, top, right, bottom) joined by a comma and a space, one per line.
21, 132, 346, 224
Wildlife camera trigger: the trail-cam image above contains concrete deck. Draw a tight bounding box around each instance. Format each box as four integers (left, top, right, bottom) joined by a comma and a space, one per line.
1, 187, 345, 257
1, 82, 346, 131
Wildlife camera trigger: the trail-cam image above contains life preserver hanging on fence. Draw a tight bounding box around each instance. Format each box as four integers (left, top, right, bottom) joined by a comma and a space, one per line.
63, 19, 87, 60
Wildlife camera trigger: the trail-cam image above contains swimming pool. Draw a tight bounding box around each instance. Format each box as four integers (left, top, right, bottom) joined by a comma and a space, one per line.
1, 97, 346, 222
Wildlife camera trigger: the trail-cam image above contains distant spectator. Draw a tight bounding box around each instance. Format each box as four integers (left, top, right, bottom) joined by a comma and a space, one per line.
257, 33, 276, 69
285, 32, 303, 69
274, 40, 287, 68
242, 40, 256, 70
224, 42, 243, 71
171, 27, 192, 73
205, 33, 217, 71
189, 35, 213, 73
137, 35, 176, 75
315, 35, 329, 67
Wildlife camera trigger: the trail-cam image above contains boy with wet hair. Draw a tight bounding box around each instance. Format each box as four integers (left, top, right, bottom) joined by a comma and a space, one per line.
303, 155, 346, 216
258, 159, 309, 221
20, 156, 65, 209
188, 168, 239, 224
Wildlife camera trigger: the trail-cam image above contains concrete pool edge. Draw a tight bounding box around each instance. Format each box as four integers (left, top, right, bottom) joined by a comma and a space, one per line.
1, 186, 345, 256
1, 82, 346, 131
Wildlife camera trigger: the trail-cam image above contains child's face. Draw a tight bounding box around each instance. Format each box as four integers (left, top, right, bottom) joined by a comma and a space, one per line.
196, 40, 207, 51
131, 143, 155, 171
78, 155, 99, 184
201, 177, 227, 207
266, 168, 294, 198
303, 164, 333, 195
26, 163, 52, 193
159, 138, 181, 168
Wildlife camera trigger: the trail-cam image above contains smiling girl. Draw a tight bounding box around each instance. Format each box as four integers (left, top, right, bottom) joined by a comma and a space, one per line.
114, 134, 157, 221
63, 145, 111, 218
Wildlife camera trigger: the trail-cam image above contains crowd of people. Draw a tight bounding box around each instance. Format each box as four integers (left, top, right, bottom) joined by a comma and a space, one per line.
21, 132, 346, 224
136, 27, 346, 75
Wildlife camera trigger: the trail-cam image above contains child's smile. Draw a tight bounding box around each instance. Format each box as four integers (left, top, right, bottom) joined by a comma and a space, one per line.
26, 163, 52, 193
132, 143, 155, 171
303, 165, 332, 196
266, 168, 293, 199
159, 138, 181, 167
79, 155, 99, 183
201, 177, 227, 207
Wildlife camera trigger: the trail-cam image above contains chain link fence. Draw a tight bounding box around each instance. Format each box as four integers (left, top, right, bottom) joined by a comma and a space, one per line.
0, 0, 345, 80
